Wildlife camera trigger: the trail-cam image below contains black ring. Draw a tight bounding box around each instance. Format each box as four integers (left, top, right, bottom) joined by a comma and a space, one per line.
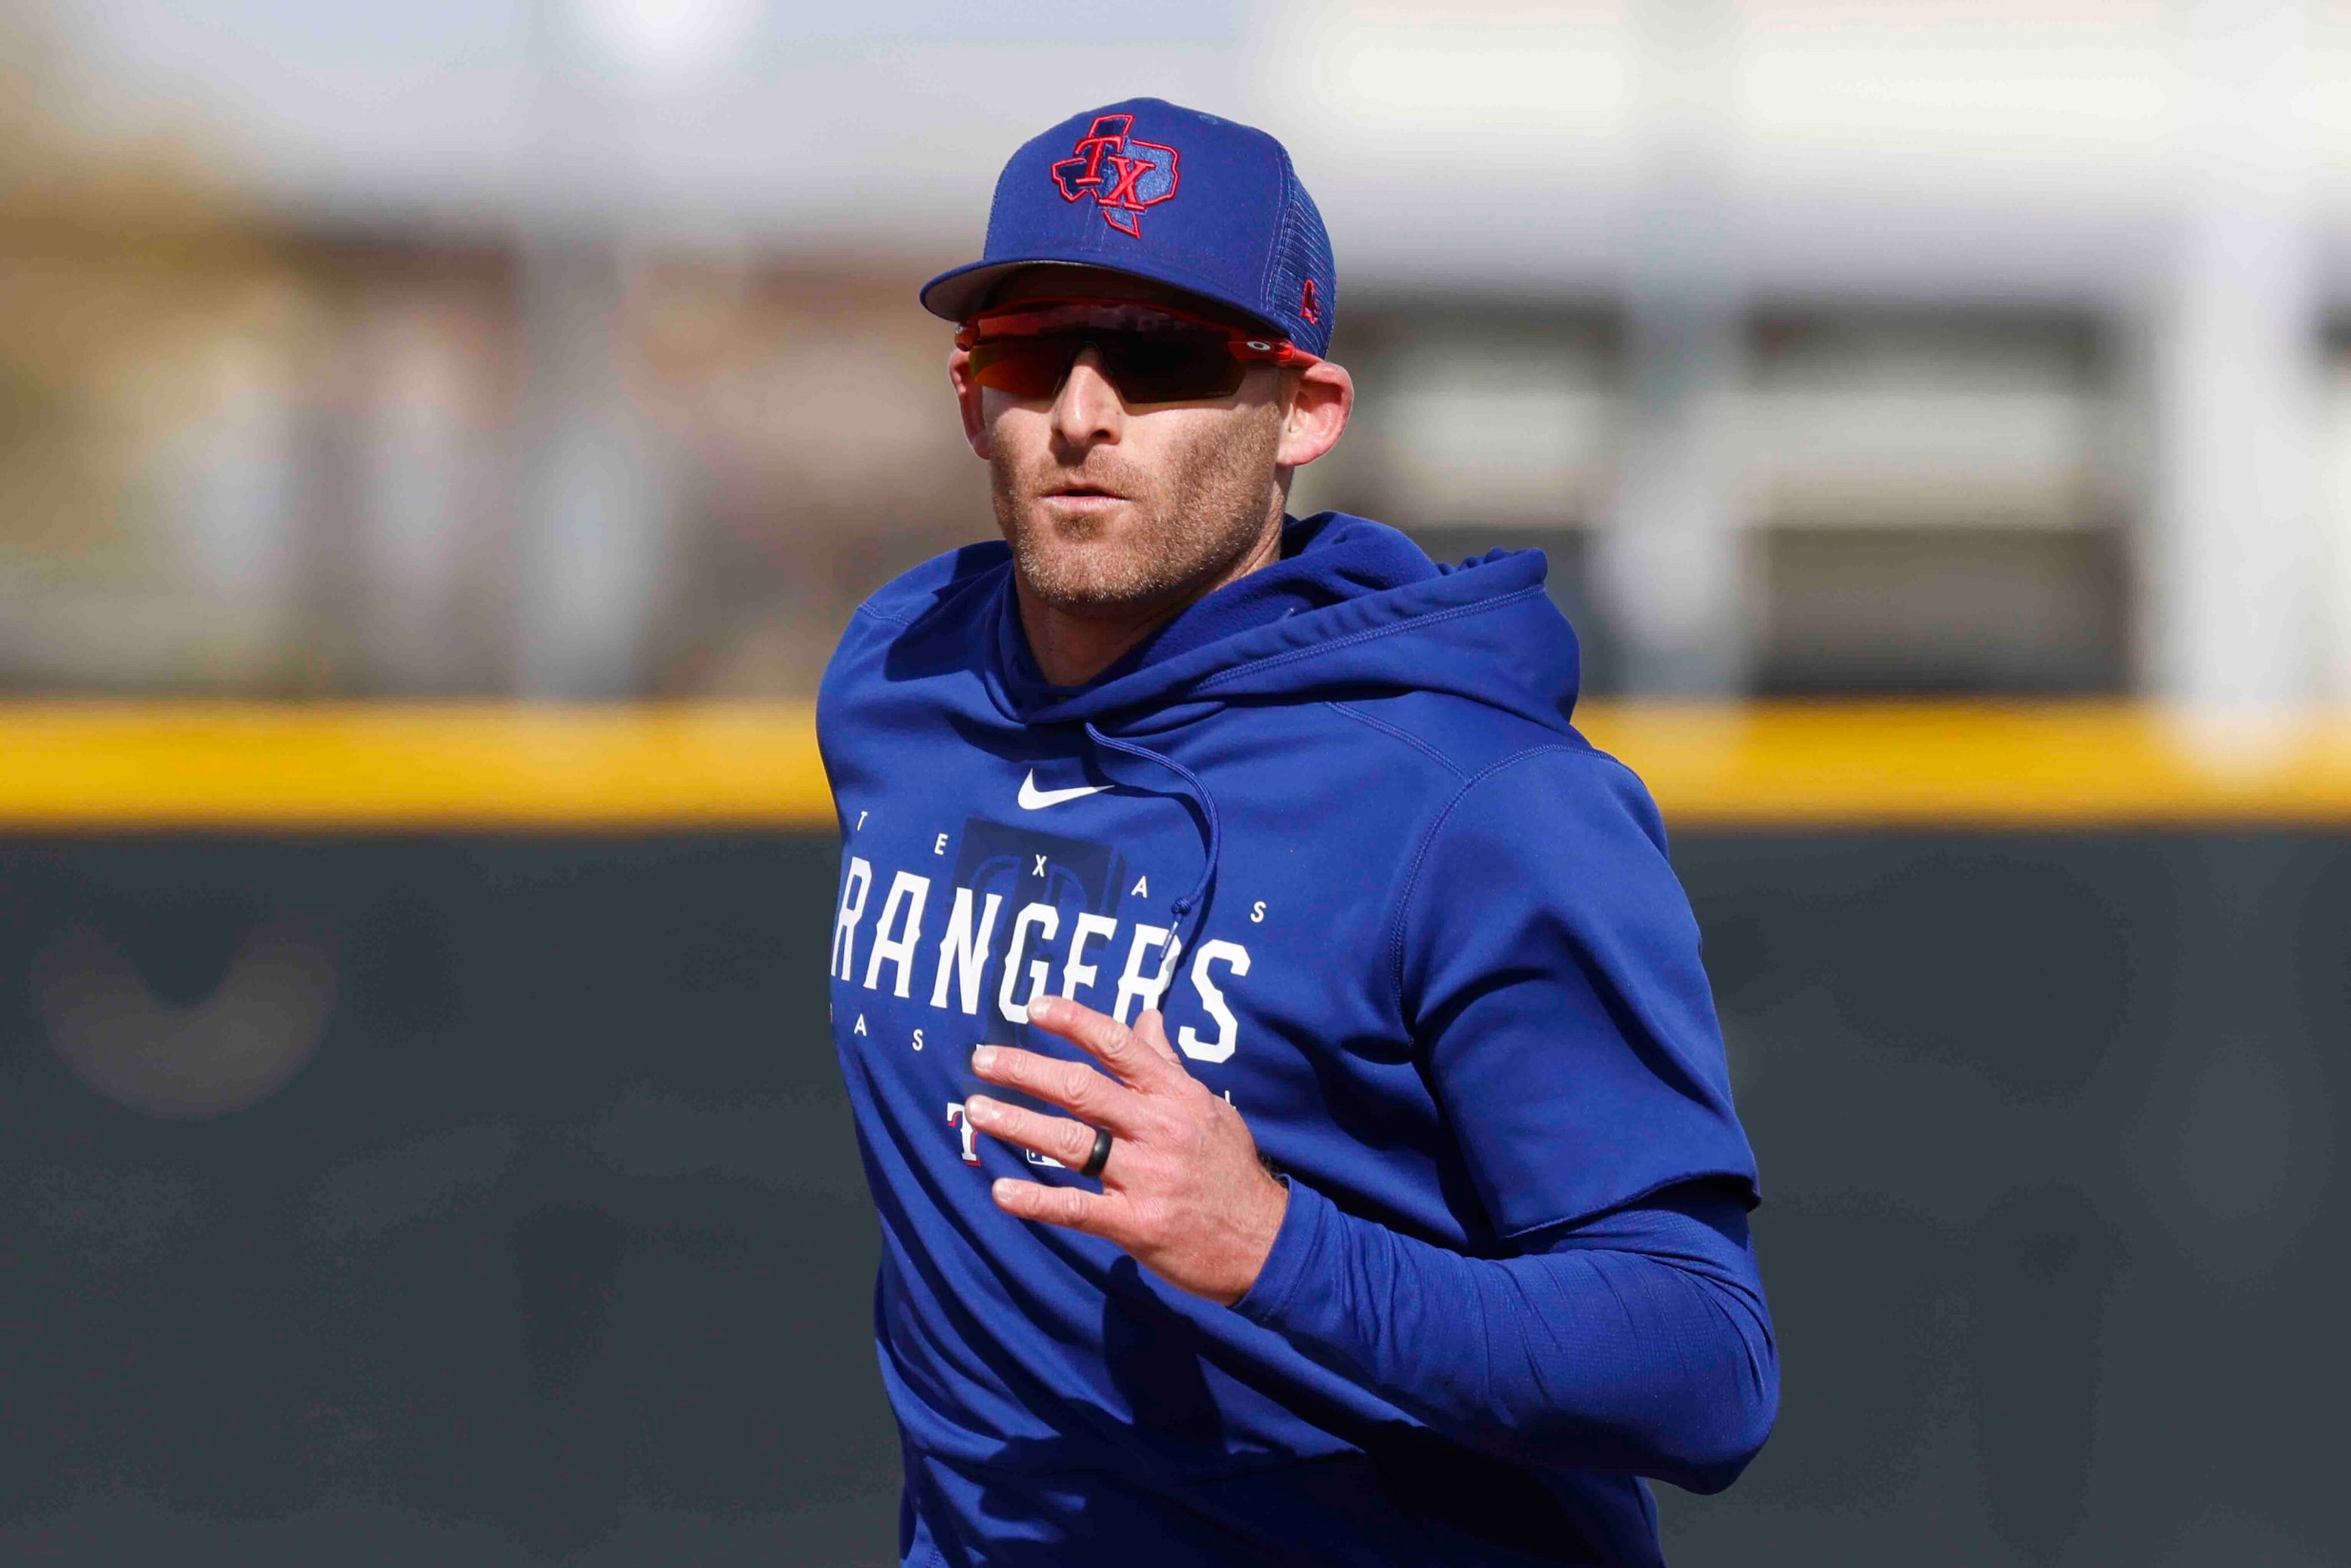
1079, 1127, 1113, 1179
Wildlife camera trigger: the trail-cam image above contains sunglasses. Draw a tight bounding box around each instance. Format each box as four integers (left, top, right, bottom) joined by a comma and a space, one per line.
957, 299, 1319, 406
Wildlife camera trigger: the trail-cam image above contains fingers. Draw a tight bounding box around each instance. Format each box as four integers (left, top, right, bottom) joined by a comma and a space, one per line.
971, 1043, 1142, 1135
991, 1175, 1118, 1235
1024, 994, 1185, 1090
962, 1095, 1103, 1174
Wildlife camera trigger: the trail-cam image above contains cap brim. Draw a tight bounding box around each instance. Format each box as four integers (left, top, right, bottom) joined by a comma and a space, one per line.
918, 254, 1286, 338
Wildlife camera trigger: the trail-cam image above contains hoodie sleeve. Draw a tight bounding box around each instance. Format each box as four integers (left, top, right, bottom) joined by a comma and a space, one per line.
1395, 744, 1757, 1237
1232, 1177, 1777, 1491
1227, 745, 1777, 1485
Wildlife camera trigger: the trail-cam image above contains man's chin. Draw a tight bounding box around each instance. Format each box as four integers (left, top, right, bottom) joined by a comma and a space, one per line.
1019, 568, 1176, 620
1010, 538, 1181, 617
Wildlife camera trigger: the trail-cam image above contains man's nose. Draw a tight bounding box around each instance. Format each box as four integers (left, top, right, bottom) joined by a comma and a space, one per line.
1049, 346, 1122, 445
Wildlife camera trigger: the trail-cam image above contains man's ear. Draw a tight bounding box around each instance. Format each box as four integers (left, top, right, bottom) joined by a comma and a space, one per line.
1275, 360, 1352, 469
948, 346, 992, 460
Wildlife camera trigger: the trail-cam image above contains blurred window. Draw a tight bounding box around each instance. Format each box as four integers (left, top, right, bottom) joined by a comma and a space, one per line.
1296, 311, 1616, 531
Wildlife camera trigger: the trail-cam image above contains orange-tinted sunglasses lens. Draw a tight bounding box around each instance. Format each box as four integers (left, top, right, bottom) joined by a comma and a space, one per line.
967, 331, 1251, 405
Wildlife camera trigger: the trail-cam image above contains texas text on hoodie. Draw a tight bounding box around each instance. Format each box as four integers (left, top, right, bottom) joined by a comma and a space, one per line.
817, 513, 1776, 1566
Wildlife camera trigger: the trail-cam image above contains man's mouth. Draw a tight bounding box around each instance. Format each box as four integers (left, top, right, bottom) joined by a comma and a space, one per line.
1042, 480, 1125, 502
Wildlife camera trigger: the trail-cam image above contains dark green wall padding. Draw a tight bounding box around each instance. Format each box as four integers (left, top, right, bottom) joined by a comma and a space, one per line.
2, 834, 2343, 1565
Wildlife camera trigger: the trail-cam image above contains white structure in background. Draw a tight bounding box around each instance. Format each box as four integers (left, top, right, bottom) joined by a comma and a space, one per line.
169, 355, 305, 686
2144, 0, 2322, 710
571, 0, 761, 82
513, 240, 671, 698
2324, 364, 2351, 701
354, 301, 483, 690
510, 0, 757, 698
1595, 0, 1749, 695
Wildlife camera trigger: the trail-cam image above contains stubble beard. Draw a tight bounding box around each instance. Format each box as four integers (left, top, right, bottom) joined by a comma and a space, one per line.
991, 407, 1283, 621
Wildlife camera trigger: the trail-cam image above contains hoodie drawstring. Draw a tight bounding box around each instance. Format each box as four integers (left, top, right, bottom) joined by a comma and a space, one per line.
1084, 721, 1221, 947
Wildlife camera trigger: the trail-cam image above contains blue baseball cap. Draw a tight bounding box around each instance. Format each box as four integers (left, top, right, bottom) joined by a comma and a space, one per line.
920, 97, 1337, 360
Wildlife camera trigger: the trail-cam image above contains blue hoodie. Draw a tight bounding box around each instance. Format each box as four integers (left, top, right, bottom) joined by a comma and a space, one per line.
818, 513, 1773, 1566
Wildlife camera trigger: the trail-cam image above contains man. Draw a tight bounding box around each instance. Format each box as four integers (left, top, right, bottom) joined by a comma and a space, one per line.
817, 99, 1775, 1566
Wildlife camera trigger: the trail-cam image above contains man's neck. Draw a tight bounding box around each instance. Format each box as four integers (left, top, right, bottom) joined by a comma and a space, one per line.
1018, 521, 1285, 688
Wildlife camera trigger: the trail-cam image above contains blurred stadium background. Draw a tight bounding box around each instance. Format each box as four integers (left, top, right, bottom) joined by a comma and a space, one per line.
3, 1, 2349, 1563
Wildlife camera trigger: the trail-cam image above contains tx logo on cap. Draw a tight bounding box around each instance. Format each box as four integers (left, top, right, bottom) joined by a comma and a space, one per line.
1049, 114, 1179, 238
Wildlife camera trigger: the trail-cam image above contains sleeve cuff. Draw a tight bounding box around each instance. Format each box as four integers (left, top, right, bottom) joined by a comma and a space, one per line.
1230, 1175, 1332, 1327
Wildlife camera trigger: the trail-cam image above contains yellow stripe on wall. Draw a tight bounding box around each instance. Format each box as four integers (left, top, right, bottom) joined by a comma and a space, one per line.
0, 703, 835, 831
1580, 702, 2351, 827
5, 701, 2351, 831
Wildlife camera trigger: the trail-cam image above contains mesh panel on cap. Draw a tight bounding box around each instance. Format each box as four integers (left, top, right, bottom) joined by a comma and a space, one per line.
1263, 149, 1337, 359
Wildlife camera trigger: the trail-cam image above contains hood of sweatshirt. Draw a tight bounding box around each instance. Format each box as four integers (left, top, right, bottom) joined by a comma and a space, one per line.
982, 512, 1580, 739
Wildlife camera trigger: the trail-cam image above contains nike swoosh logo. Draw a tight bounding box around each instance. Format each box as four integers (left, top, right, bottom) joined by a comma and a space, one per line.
1018, 770, 1111, 810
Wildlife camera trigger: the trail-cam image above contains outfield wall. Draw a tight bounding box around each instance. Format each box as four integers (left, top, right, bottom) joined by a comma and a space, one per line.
3, 709, 2344, 1565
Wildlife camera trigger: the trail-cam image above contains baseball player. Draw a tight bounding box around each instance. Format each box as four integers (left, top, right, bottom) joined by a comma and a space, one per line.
818, 98, 1775, 1566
